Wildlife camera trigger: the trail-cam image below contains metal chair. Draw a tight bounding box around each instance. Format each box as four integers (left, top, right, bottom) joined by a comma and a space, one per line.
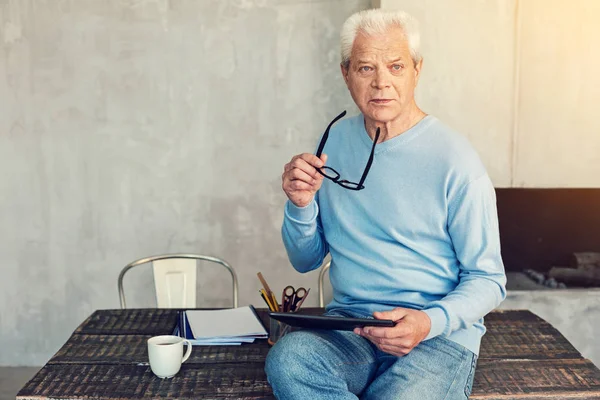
318, 260, 331, 307
118, 253, 238, 309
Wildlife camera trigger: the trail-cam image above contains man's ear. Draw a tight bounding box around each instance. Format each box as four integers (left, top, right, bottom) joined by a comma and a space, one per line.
414, 58, 423, 86
340, 63, 350, 87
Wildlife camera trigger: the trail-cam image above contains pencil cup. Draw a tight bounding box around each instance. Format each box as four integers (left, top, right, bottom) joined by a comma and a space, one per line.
147, 335, 192, 379
268, 318, 291, 346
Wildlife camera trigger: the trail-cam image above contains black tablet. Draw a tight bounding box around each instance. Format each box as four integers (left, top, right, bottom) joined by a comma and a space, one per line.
268, 312, 395, 331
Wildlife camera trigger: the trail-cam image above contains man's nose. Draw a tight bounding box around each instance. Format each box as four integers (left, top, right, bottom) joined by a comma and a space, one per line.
371, 68, 391, 89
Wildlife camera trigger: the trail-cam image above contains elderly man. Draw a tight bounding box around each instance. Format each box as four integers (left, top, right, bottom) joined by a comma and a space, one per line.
266, 8, 506, 400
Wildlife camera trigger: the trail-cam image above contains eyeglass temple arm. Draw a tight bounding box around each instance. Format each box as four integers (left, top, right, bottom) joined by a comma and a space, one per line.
316, 110, 347, 157
357, 127, 380, 187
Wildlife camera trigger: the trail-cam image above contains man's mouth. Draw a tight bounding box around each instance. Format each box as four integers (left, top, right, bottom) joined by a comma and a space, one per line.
370, 99, 392, 104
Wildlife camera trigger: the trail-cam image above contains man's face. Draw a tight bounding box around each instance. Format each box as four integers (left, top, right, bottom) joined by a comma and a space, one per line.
342, 26, 422, 124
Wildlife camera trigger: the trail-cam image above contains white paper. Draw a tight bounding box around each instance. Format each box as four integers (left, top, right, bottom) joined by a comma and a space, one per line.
185, 306, 267, 340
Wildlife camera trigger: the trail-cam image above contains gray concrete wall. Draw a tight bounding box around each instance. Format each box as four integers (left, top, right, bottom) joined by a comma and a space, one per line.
381, 0, 600, 188
0, 0, 369, 366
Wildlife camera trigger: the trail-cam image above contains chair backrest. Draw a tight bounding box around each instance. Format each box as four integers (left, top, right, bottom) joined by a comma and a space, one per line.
118, 254, 238, 309
318, 260, 331, 307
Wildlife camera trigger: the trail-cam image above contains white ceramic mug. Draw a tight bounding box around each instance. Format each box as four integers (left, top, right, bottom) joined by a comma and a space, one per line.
147, 335, 192, 378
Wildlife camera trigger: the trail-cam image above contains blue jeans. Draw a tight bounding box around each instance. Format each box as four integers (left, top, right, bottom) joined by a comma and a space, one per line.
265, 311, 478, 400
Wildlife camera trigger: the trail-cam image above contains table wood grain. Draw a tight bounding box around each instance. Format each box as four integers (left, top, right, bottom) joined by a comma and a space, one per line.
17, 308, 600, 399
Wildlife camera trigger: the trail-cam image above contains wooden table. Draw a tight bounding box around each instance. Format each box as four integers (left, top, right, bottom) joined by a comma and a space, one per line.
17, 308, 600, 399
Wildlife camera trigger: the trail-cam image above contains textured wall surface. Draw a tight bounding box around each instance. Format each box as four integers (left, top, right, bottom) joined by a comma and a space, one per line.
381, 0, 600, 188
513, 0, 600, 187
380, 0, 517, 187
0, 0, 369, 366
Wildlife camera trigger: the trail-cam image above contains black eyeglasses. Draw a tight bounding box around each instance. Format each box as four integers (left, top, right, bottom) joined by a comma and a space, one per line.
315, 110, 380, 191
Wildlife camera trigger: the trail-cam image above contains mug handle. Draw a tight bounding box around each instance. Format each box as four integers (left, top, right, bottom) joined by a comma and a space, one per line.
181, 339, 192, 363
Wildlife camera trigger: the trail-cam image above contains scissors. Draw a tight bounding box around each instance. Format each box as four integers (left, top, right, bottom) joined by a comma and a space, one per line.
281, 285, 310, 312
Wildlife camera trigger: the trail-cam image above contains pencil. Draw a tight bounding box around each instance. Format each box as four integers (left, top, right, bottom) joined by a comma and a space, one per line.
259, 290, 273, 311
270, 291, 280, 312
257, 272, 274, 296
260, 289, 275, 311
258, 272, 280, 311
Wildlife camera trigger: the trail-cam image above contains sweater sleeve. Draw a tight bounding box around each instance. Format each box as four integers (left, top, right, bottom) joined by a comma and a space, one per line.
281, 195, 329, 273
422, 174, 507, 340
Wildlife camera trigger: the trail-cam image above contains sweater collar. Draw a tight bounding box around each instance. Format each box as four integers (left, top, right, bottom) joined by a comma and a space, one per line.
357, 114, 435, 154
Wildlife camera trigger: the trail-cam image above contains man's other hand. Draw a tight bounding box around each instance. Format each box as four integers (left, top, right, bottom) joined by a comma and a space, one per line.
354, 307, 432, 357
282, 153, 328, 208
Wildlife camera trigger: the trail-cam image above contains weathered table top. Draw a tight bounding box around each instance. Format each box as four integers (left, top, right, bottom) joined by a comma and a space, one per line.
17, 308, 600, 399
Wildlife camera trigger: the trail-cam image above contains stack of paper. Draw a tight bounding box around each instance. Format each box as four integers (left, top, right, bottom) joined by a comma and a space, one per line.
174, 306, 268, 345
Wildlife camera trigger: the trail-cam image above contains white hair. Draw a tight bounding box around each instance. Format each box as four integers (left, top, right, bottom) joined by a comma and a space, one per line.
340, 9, 421, 68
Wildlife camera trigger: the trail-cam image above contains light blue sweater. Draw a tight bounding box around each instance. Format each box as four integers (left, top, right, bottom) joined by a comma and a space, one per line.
282, 113, 507, 355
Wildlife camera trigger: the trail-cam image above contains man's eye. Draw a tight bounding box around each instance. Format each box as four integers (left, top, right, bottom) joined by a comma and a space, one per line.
360, 66, 373, 72
392, 64, 403, 71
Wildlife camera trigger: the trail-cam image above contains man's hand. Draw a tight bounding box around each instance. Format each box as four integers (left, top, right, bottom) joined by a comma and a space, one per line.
282, 153, 328, 208
354, 308, 432, 357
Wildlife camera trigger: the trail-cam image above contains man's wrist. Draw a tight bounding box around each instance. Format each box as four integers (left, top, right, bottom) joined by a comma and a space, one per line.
419, 310, 432, 339
285, 199, 318, 222
422, 307, 449, 340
